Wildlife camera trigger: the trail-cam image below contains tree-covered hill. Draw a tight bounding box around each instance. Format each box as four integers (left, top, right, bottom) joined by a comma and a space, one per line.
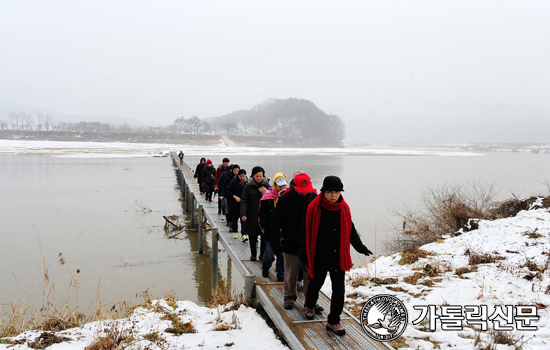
205, 98, 345, 147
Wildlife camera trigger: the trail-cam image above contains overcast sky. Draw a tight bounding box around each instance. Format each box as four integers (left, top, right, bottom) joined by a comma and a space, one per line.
1, 1, 549, 143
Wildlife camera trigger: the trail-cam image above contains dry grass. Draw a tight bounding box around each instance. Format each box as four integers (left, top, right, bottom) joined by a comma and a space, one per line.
455, 266, 478, 278
161, 312, 196, 335
85, 321, 134, 350
0, 250, 87, 338
388, 336, 409, 348
465, 249, 506, 265
399, 247, 432, 265
0, 248, 160, 340
211, 309, 241, 331
403, 264, 441, 285
207, 278, 245, 310
143, 331, 166, 345
489, 196, 550, 219
163, 291, 178, 310
28, 332, 72, 349
387, 180, 500, 252
489, 329, 529, 350
348, 274, 398, 288
524, 228, 544, 239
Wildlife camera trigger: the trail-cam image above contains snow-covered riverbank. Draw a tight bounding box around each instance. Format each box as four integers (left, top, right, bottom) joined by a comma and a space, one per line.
0, 140, 482, 157
344, 205, 550, 349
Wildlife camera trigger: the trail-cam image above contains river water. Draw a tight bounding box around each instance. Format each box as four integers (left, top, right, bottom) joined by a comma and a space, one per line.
1, 145, 549, 313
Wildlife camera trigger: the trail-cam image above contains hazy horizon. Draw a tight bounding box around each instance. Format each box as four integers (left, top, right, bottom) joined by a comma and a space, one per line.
1, 1, 549, 143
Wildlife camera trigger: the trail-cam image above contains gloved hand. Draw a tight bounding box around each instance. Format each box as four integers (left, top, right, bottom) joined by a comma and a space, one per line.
363, 248, 373, 256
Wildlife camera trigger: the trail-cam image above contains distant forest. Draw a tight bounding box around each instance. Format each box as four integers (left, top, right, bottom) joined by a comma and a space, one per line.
1, 98, 345, 147
205, 98, 345, 147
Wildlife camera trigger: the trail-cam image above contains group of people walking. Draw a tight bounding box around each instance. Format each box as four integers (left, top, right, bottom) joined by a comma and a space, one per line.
193, 157, 373, 336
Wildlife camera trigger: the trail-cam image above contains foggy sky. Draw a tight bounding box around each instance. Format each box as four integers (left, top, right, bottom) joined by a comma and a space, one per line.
1, 1, 549, 143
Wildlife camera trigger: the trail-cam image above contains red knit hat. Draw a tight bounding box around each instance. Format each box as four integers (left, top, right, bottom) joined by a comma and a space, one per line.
206, 159, 212, 165
293, 173, 314, 193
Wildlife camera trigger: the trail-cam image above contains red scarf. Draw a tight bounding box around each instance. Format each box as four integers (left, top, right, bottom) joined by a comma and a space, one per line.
305, 194, 353, 279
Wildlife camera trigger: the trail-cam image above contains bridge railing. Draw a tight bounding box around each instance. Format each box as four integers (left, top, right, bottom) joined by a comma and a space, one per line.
172, 155, 255, 300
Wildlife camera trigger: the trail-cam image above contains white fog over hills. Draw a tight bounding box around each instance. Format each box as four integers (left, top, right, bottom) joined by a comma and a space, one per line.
0, 98, 145, 127
2, 97, 550, 145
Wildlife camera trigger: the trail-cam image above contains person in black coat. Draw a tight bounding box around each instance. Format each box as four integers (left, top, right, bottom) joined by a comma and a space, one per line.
220, 164, 239, 226
194, 158, 206, 194
240, 166, 269, 261
270, 172, 317, 310
225, 169, 247, 239
201, 159, 216, 202
302, 176, 372, 336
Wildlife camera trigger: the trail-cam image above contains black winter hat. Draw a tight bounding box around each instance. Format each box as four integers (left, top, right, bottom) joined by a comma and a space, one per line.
251, 166, 265, 176
320, 175, 344, 192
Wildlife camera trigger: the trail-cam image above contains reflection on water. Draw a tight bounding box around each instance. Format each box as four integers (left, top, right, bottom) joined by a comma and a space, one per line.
0, 155, 227, 310
2, 151, 549, 313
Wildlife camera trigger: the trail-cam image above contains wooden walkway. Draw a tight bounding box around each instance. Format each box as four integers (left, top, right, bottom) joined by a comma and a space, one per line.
171, 153, 392, 350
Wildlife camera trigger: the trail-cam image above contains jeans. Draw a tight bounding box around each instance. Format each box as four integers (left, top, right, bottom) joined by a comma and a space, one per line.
262, 241, 284, 279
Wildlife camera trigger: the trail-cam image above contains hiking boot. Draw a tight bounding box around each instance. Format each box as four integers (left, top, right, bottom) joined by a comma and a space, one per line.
241, 235, 248, 242
326, 323, 346, 336
250, 256, 257, 261
284, 302, 294, 310
304, 307, 315, 320
232, 232, 238, 239
262, 271, 269, 278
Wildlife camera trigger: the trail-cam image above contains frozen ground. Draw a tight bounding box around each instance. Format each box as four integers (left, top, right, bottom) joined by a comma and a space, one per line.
0, 140, 482, 157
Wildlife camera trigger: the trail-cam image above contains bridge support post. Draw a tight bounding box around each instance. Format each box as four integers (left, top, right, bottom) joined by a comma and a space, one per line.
190, 192, 195, 228
198, 204, 204, 254
244, 274, 255, 301
211, 227, 218, 295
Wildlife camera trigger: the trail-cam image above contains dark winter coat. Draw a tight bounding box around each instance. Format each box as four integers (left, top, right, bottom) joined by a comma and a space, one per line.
304, 207, 370, 270
215, 165, 229, 188
225, 177, 246, 216
220, 172, 235, 197
259, 197, 276, 240
202, 165, 216, 191
240, 177, 270, 237
270, 187, 317, 255
194, 159, 206, 184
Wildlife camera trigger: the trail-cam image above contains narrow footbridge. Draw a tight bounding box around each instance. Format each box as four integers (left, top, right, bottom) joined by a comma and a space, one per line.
171, 153, 392, 350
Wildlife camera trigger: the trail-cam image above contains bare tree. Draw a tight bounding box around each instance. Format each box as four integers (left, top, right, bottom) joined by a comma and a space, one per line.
201, 120, 210, 134
36, 112, 44, 131
20, 112, 34, 130
43, 114, 53, 131
172, 116, 186, 133
7, 112, 20, 130
0, 119, 7, 130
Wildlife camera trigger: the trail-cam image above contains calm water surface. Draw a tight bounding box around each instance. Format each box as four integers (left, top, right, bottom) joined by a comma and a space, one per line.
0, 155, 227, 311
2, 151, 549, 312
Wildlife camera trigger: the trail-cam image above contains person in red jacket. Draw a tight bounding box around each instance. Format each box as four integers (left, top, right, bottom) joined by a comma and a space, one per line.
303, 176, 372, 336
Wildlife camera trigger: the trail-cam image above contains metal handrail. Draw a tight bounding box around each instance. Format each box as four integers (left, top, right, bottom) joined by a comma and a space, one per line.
172, 153, 253, 299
